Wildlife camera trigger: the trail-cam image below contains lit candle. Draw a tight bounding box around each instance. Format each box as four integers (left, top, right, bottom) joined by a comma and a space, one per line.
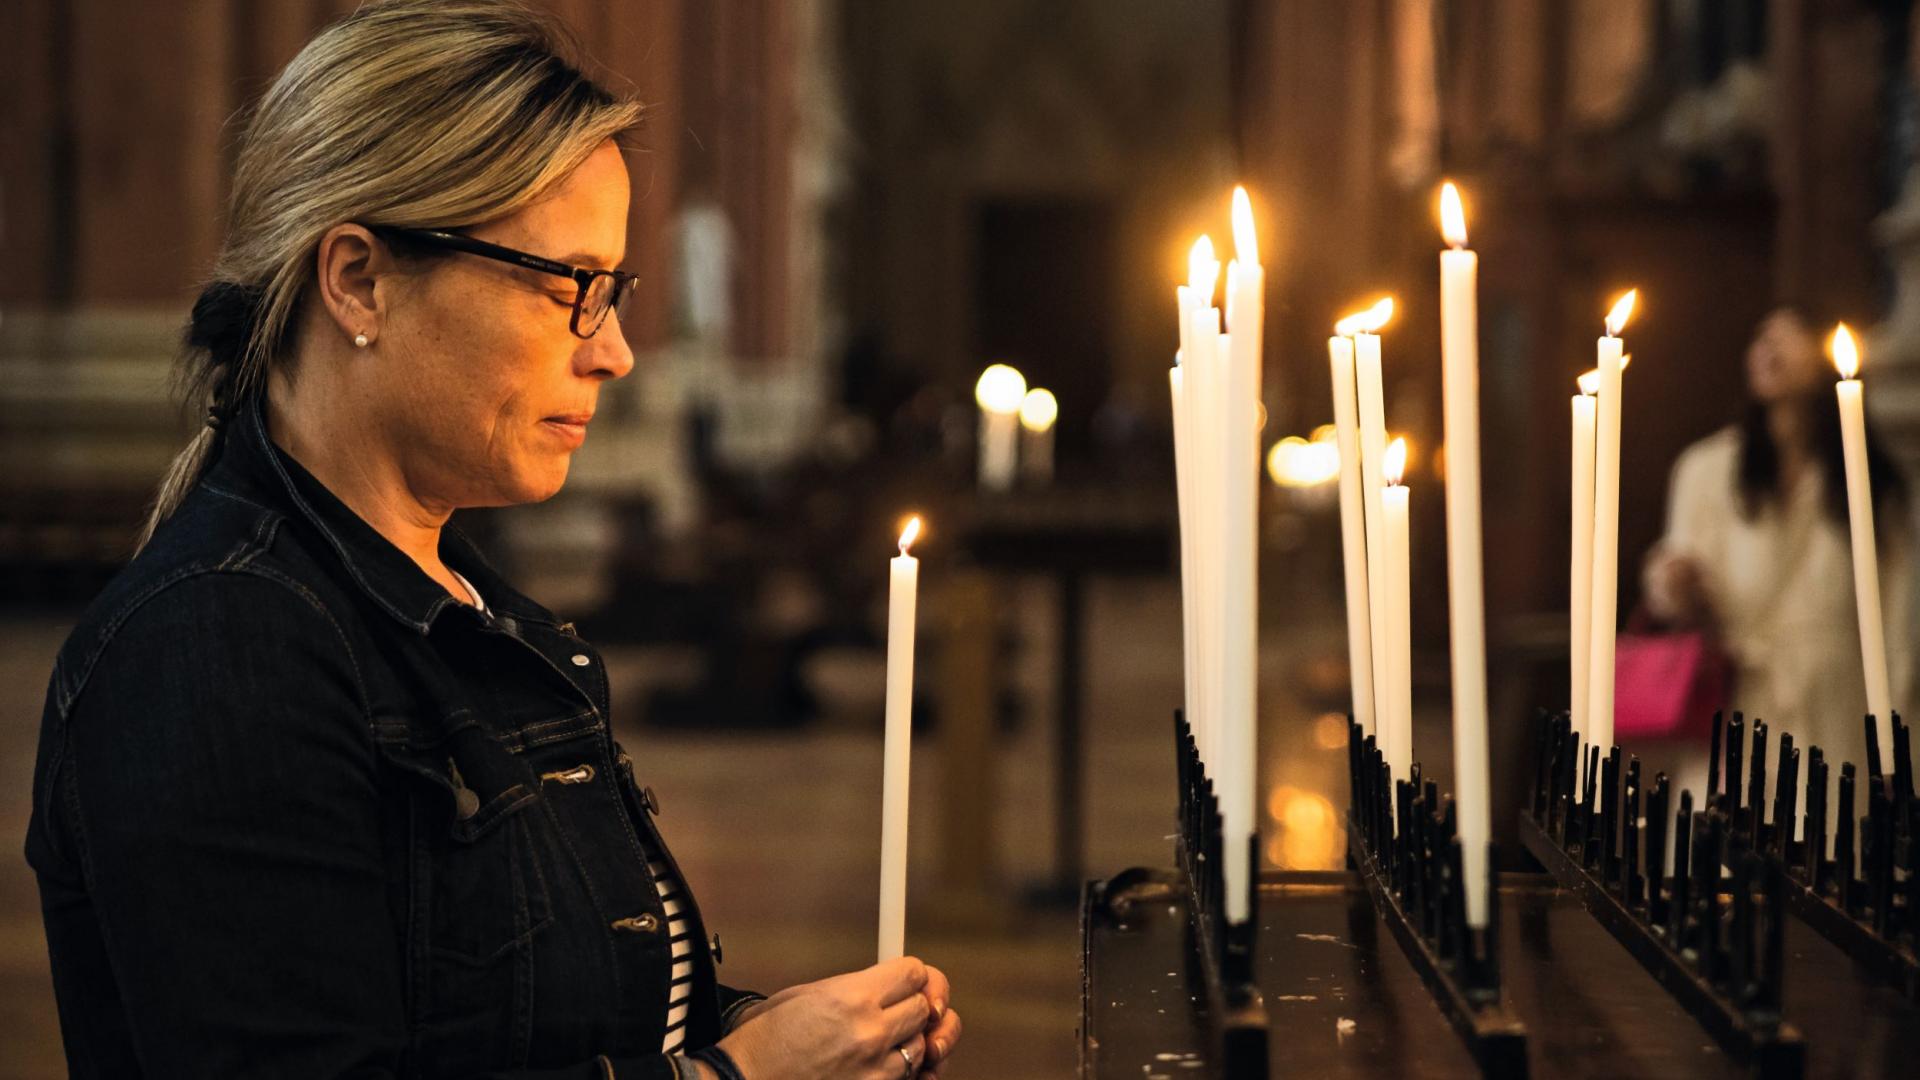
1831, 324, 1895, 756
879, 515, 921, 961
1221, 186, 1264, 923
974, 365, 1026, 492
1382, 438, 1412, 788
1019, 387, 1058, 486
1586, 289, 1637, 757
1436, 183, 1492, 925
1328, 332, 1378, 740
1570, 370, 1598, 752
1343, 297, 1396, 768
1179, 237, 1223, 768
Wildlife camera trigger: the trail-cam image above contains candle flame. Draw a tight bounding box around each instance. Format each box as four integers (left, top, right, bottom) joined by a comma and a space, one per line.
1231, 186, 1259, 268
1577, 370, 1599, 396
1604, 289, 1638, 337
1335, 296, 1396, 336
898, 515, 922, 556
1383, 437, 1408, 486
1832, 322, 1861, 380
1439, 182, 1468, 248
1188, 235, 1220, 306
1019, 387, 1058, 432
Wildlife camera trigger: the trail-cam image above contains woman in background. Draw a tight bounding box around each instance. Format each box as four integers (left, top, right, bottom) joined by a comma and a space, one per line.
1642, 305, 1912, 791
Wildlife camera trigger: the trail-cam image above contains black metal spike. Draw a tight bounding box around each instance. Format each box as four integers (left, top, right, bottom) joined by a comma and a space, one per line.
1671, 791, 1695, 943
1625, 757, 1643, 907
1708, 709, 1723, 797
1603, 747, 1623, 884
1838, 763, 1859, 914
1866, 714, 1885, 783
1728, 714, 1745, 812
1647, 773, 1670, 926
1748, 720, 1769, 841
1776, 742, 1799, 860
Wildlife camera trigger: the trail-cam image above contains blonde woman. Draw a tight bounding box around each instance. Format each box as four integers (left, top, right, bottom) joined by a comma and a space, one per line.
24, 4, 960, 1078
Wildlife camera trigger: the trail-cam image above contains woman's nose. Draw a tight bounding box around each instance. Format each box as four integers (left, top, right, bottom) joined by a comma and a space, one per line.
584, 318, 636, 380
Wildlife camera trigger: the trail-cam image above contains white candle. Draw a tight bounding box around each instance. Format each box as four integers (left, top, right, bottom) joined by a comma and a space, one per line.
1832, 324, 1896, 756
1586, 290, 1637, 757
1345, 298, 1396, 772
1436, 183, 1491, 927
1170, 366, 1201, 757
879, 516, 921, 961
1570, 373, 1597, 752
1221, 187, 1263, 923
1019, 388, 1058, 486
1382, 438, 1413, 789
1181, 239, 1223, 769
1328, 334, 1379, 740
974, 366, 1026, 492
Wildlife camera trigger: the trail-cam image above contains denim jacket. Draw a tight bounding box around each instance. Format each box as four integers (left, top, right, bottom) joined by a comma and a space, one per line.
25, 396, 764, 1078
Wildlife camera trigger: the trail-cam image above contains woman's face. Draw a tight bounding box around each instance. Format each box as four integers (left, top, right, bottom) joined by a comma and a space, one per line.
377, 140, 635, 508
1745, 309, 1826, 403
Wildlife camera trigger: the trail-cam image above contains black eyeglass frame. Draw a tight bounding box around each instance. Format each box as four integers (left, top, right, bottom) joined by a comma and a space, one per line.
371, 226, 639, 339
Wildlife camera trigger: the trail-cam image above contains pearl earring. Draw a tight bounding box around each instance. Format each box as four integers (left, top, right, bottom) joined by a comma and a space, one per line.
353, 333, 369, 348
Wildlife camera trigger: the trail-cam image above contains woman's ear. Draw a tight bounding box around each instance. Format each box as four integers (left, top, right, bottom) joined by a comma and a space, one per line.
313, 223, 394, 346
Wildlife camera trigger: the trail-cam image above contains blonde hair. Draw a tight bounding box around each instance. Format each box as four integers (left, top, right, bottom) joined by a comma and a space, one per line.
138, 0, 644, 552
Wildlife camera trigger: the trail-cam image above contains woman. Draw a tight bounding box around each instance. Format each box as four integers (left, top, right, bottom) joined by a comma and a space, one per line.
24, 3, 962, 1077
1642, 305, 1912, 787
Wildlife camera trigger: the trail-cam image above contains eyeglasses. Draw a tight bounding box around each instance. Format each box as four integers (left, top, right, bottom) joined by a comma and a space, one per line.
372, 226, 639, 339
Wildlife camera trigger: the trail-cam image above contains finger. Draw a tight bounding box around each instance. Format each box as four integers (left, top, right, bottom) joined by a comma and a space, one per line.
870, 1032, 928, 1080
871, 955, 931, 1006
924, 1009, 962, 1065
921, 964, 951, 1019
879, 990, 933, 1046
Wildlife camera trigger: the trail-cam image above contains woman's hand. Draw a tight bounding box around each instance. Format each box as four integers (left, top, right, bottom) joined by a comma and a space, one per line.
1643, 546, 1709, 627
716, 956, 961, 1078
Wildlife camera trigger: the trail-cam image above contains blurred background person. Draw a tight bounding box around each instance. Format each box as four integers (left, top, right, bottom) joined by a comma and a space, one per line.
1641, 305, 1911, 792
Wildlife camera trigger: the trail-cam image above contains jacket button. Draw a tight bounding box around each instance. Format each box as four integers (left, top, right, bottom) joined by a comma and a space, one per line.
612, 912, 662, 934
571, 654, 590, 667
711, 933, 723, 964
454, 787, 481, 820
642, 785, 661, 815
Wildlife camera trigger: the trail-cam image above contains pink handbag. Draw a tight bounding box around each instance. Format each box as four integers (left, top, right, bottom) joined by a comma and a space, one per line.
1613, 613, 1729, 741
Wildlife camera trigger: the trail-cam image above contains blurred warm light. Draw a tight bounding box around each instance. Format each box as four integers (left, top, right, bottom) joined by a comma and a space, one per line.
1309, 423, 1337, 444
1832, 323, 1861, 380
1018, 388, 1058, 432
1605, 289, 1638, 337
1313, 712, 1349, 750
897, 515, 922, 554
1267, 435, 1341, 489
974, 364, 1027, 414
1264, 785, 1342, 869
1382, 438, 1408, 486
1188, 235, 1220, 306
1231, 186, 1259, 267
1438, 181, 1467, 248
1578, 369, 1600, 396
1335, 296, 1395, 336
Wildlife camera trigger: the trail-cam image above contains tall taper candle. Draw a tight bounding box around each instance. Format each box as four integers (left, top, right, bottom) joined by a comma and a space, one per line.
1831, 324, 1895, 756
1437, 183, 1491, 925
879, 516, 921, 961
1586, 290, 1637, 758
1382, 438, 1413, 787
1571, 372, 1598, 751
1329, 334, 1378, 739
1221, 187, 1263, 922
1343, 298, 1396, 769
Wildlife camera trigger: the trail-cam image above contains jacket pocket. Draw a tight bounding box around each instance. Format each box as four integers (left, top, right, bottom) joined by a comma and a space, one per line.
430, 774, 553, 965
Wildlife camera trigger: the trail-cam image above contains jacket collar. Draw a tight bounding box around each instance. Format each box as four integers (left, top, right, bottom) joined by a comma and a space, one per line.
204, 395, 557, 634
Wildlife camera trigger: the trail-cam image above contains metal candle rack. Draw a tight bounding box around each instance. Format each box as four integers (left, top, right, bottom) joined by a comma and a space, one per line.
1522, 711, 1806, 1079
1345, 722, 1528, 1078
1708, 709, 1920, 998
1172, 712, 1268, 1077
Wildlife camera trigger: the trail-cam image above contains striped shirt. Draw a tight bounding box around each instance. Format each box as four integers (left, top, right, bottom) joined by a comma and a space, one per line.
638, 829, 695, 1053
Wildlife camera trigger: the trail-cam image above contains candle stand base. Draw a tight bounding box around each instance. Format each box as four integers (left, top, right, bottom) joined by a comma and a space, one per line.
1524, 711, 1805, 1079
1345, 722, 1528, 1078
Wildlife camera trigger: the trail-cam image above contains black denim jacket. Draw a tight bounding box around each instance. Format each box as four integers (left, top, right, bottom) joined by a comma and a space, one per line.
25, 396, 764, 1078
